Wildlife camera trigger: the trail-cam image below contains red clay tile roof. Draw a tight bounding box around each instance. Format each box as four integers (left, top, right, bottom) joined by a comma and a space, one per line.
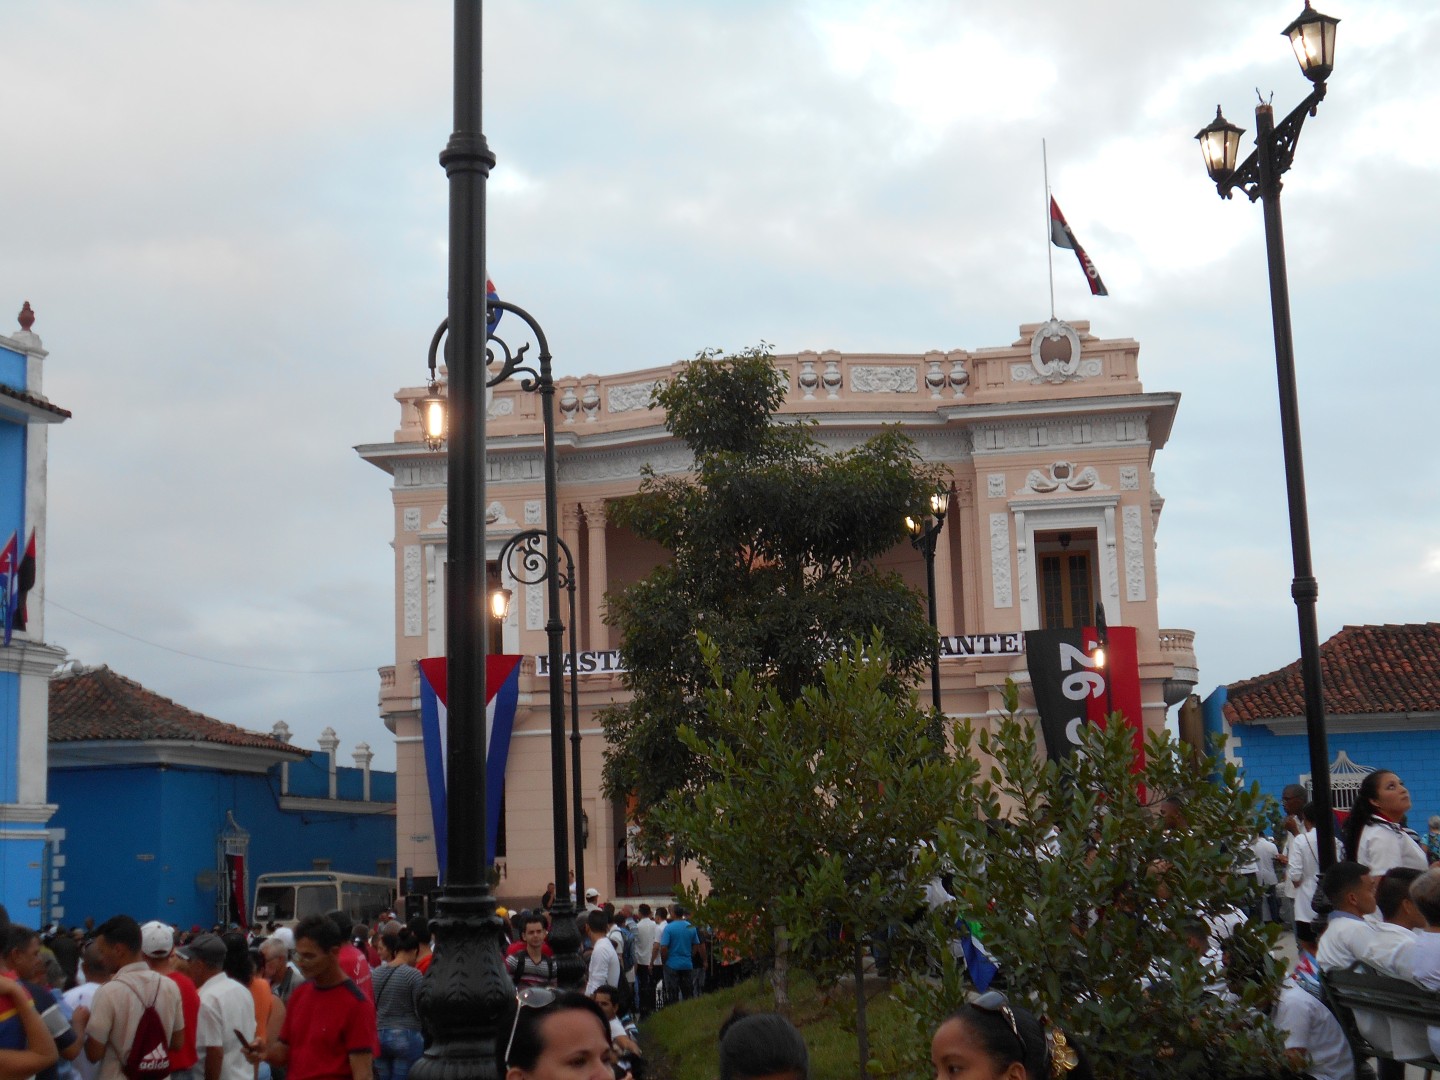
0, 384, 70, 418
49, 665, 305, 754
1224, 623, 1440, 724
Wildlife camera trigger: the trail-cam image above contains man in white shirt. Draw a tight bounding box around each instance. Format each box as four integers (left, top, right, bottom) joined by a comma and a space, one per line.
1274, 975, 1355, 1080
178, 935, 255, 1080
61, 942, 109, 1080
1315, 862, 1428, 1074
583, 911, 620, 997
590, 985, 640, 1076
1401, 868, 1440, 1062
631, 905, 659, 1018
1253, 833, 1282, 923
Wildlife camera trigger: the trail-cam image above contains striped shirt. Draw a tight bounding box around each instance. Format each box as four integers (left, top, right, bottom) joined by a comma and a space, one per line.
369, 965, 423, 1032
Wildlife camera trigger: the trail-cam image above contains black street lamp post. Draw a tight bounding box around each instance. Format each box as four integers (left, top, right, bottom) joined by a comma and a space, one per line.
906, 487, 951, 718
1196, 1, 1340, 871
410, 1, 510, 1076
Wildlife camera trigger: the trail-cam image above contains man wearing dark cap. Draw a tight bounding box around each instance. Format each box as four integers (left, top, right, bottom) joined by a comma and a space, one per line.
179, 935, 255, 1080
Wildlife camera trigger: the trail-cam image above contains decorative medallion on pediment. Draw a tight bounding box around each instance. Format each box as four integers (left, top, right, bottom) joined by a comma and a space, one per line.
1011, 319, 1102, 384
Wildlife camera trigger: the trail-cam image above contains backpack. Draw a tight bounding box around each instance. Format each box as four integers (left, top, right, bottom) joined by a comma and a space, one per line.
617, 924, 637, 972
116, 979, 172, 1080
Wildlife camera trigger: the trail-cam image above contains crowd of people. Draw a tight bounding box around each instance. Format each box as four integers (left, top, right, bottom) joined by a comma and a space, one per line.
0, 887, 759, 1080
3, 767, 1432, 1080
1252, 768, 1440, 1080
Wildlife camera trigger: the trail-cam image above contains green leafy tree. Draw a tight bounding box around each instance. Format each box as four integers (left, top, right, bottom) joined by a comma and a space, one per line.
889, 682, 1290, 1080
600, 346, 942, 832
655, 633, 972, 1078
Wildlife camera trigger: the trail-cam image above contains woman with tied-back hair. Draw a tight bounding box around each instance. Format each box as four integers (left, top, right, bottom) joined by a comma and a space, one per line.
929, 992, 1093, 1080
372, 930, 424, 1080
1344, 770, 1429, 877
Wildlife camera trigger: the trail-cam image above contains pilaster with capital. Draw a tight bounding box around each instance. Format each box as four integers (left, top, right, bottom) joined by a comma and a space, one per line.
582, 500, 609, 651
934, 520, 956, 635
953, 477, 983, 633
561, 502, 583, 590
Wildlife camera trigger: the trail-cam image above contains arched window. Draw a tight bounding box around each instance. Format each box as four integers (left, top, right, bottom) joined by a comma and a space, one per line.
1301, 751, 1374, 813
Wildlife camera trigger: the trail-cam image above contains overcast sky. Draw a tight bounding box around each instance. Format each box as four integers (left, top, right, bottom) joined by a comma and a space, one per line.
4, 1, 1435, 770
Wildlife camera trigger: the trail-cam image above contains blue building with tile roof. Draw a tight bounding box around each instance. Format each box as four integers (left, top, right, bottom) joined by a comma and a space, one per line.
1206, 623, 1440, 831
47, 664, 396, 929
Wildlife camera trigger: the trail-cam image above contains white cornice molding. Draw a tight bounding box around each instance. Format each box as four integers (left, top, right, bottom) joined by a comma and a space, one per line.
1240, 711, 1440, 737
278, 795, 396, 816
49, 740, 304, 773
0, 331, 47, 360
0, 803, 57, 824
957, 393, 1179, 450
0, 641, 67, 678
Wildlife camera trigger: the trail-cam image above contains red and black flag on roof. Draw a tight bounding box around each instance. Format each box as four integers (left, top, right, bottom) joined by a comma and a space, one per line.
1049, 196, 1109, 297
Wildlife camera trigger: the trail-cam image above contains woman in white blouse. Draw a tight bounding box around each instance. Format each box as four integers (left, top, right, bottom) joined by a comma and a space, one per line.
1343, 770, 1430, 876
1288, 802, 1336, 936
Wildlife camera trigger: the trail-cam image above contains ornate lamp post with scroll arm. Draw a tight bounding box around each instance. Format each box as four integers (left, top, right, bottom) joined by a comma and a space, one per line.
1194, 1, 1340, 871
905, 486, 952, 718
489, 528, 585, 990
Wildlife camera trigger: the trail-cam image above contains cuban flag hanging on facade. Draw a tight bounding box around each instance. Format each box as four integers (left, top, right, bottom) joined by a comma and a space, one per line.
418, 654, 523, 881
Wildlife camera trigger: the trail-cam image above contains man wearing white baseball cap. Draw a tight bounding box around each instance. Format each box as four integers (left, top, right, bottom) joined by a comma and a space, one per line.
140, 922, 200, 1080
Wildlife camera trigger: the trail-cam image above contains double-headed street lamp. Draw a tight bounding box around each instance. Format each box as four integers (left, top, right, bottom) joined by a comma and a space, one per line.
906, 486, 951, 718
1195, 1, 1340, 872
416, 289, 587, 997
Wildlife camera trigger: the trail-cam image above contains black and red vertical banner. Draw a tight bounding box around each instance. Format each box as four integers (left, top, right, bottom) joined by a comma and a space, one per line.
1025, 624, 1145, 769
226, 852, 248, 928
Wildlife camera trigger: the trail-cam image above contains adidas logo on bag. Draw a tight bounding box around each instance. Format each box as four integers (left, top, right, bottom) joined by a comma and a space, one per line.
139, 1046, 170, 1071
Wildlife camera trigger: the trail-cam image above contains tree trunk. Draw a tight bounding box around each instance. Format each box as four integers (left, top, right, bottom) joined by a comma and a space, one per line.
854, 938, 870, 1079
771, 922, 790, 1014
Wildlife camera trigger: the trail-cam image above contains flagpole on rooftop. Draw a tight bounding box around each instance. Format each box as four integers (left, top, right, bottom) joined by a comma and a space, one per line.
1043, 139, 1056, 319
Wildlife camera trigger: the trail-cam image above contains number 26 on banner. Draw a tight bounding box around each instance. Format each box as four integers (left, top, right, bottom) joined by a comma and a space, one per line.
1059, 643, 1105, 700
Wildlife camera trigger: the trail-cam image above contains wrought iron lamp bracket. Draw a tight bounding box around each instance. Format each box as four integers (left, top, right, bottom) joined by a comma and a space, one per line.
495, 528, 576, 591
1217, 82, 1327, 202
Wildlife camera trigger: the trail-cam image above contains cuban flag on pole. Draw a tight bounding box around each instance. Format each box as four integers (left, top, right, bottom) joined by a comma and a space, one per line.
418, 654, 523, 881
0, 531, 18, 646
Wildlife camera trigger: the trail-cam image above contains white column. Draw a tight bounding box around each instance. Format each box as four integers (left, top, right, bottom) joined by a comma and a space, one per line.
318, 727, 340, 799
352, 742, 374, 801
272, 721, 293, 794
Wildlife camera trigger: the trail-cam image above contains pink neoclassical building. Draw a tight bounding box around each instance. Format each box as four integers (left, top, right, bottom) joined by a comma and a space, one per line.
357, 318, 1198, 908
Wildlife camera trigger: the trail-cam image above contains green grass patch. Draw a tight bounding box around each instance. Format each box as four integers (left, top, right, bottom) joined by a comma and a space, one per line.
639, 974, 919, 1080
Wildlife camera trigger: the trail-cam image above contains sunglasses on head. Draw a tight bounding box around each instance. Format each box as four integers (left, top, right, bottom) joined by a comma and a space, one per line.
503, 986, 560, 1067
971, 990, 1024, 1055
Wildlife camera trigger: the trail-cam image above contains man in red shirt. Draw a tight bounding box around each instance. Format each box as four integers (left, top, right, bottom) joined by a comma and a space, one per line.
141, 922, 200, 1080
325, 912, 372, 1002
248, 916, 374, 1080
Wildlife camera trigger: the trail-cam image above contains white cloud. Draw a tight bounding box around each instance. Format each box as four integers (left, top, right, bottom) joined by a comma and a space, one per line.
2, 0, 1436, 762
